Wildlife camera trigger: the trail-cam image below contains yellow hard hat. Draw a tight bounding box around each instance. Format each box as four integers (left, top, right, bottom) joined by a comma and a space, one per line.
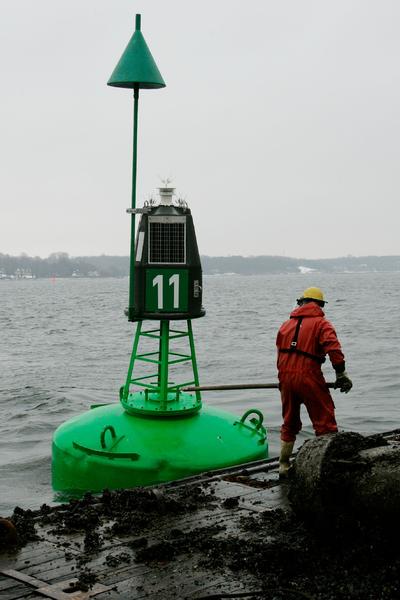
299, 287, 326, 303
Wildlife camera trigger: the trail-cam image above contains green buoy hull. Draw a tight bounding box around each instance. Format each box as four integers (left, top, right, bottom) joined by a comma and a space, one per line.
52, 403, 268, 493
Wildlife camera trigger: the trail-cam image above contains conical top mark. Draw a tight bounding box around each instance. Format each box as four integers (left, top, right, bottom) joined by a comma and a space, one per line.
107, 14, 166, 89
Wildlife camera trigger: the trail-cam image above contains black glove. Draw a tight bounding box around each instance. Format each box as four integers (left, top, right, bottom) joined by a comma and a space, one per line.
334, 371, 353, 393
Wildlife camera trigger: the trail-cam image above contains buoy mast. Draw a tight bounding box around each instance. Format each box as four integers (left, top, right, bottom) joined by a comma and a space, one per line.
107, 13, 166, 322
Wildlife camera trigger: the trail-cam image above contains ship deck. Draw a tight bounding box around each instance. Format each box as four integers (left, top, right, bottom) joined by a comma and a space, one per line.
0, 455, 285, 600
3, 428, 400, 600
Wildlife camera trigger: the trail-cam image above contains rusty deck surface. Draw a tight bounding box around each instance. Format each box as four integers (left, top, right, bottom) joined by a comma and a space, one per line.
0, 455, 287, 600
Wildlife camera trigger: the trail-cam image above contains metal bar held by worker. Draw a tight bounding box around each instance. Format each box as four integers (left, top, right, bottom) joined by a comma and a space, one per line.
182, 382, 336, 392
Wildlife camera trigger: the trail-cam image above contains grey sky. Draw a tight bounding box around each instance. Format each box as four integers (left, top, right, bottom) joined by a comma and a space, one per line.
1, 1, 399, 259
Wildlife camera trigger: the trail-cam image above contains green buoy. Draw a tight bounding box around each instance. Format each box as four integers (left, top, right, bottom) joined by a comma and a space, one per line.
52, 15, 268, 494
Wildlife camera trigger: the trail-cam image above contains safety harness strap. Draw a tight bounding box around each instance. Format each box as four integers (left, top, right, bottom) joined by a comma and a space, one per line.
279, 317, 325, 364
291, 316, 303, 347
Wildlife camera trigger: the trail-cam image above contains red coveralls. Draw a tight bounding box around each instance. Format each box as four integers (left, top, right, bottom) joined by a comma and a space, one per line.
276, 302, 345, 442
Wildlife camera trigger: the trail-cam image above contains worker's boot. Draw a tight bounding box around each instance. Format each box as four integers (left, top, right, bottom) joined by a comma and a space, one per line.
279, 440, 295, 479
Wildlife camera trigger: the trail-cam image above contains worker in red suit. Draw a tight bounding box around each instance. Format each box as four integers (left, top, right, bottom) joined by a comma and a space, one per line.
276, 287, 352, 477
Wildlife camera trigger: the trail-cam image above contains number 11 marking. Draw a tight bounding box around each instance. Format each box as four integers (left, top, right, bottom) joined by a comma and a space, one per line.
152, 273, 180, 309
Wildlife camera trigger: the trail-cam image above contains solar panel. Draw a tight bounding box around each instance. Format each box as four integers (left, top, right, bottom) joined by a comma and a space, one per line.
148, 217, 186, 264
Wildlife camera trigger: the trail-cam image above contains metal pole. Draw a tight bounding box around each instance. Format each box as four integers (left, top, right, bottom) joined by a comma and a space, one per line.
123, 320, 142, 400
182, 382, 336, 392
128, 82, 139, 320
159, 320, 170, 409
187, 320, 202, 405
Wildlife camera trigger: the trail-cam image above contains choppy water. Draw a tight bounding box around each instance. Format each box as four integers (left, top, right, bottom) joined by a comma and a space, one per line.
1, 273, 399, 514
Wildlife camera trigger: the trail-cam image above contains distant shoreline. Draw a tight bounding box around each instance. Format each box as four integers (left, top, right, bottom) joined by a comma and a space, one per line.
1, 252, 400, 278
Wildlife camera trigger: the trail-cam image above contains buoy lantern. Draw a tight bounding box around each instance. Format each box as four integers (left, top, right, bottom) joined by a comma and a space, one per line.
51, 15, 268, 495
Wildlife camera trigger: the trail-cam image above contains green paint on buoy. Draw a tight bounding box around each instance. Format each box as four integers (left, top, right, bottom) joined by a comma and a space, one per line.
53, 404, 266, 492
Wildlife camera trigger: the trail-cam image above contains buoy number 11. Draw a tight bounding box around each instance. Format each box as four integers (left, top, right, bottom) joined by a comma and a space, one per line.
152, 273, 180, 309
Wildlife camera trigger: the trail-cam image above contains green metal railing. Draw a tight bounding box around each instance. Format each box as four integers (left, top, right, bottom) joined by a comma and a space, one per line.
122, 319, 201, 410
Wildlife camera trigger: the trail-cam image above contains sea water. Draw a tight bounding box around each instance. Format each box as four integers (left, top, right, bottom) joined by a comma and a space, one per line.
0, 272, 399, 514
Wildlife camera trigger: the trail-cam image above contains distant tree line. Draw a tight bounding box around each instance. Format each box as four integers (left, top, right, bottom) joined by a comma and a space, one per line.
1, 252, 400, 278
0, 252, 127, 278
201, 254, 400, 274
